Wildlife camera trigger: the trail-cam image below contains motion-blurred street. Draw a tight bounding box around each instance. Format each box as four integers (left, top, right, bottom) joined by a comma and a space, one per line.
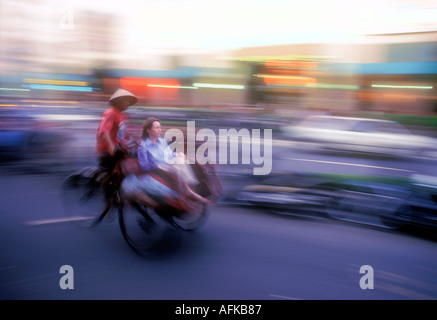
2, 0, 437, 301
1, 106, 437, 299
1, 168, 437, 300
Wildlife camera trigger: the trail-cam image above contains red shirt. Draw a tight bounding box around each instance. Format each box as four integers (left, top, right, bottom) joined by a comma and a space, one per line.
96, 107, 128, 155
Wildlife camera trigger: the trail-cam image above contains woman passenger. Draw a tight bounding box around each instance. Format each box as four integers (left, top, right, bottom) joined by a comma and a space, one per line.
121, 117, 210, 210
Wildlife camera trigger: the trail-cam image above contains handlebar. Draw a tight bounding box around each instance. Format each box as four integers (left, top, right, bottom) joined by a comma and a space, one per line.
114, 138, 140, 159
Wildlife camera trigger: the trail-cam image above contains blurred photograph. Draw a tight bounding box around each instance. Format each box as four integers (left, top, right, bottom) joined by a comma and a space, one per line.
1, 0, 437, 303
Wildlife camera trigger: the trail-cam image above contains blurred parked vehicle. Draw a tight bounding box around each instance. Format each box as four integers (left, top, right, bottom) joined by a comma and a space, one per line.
233, 172, 339, 218
402, 174, 437, 230
0, 110, 34, 161
232, 172, 437, 232
281, 115, 437, 158
0, 110, 70, 170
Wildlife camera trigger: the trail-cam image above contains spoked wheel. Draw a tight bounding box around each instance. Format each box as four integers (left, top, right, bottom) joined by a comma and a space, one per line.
169, 202, 209, 231
61, 167, 112, 227
118, 202, 167, 256
166, 162, 213, 231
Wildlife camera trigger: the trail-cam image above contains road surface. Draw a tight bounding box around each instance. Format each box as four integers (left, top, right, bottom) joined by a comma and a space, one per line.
1, 171, 437, 300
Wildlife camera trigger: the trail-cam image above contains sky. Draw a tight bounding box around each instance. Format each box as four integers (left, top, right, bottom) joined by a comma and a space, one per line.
63, 0, 437, 50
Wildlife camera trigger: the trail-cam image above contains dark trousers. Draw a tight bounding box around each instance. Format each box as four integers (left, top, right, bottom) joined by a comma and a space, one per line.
98, 153, 119, 199
98, 153, 117, 173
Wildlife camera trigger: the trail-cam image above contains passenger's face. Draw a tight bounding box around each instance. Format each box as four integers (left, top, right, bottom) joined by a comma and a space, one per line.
147, 121, 162, 140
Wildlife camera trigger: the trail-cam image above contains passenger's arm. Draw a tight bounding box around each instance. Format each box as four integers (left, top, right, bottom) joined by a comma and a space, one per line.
137, 144, 150, 172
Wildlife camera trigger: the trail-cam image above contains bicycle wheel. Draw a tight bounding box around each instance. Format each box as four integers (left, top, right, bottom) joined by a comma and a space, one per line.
61, 167, 111, 227
169, 202, 209, 231
118, 202, 166, 255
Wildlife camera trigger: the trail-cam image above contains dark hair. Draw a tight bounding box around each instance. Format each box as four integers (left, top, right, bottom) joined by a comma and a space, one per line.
141, 117, 160, 140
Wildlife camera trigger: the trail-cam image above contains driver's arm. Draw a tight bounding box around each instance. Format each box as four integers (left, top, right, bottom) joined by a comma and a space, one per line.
100, 131, 115, 156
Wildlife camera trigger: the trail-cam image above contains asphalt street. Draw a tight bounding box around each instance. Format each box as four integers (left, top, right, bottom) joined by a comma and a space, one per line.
1, 169, 437, 300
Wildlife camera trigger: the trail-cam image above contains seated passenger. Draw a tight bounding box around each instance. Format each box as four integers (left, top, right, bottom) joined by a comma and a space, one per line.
121, 117, 211, 210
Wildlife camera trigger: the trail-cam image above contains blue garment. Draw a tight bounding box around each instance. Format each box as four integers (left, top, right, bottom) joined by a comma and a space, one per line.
137, 137, 174, 172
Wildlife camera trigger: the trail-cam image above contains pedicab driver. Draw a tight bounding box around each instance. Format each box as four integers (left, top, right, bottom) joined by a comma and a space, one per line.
96, 88, 137, 173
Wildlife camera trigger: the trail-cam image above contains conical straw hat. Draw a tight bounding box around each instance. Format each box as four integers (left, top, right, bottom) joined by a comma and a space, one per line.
108, 88, 137, 106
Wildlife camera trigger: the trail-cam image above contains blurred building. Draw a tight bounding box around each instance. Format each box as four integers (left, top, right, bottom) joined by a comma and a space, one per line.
355, 32, 437, 116
0, 0, 122, 100
231, 31, 437, 116
1, 0, 436, 117
0, 0, 247, 105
